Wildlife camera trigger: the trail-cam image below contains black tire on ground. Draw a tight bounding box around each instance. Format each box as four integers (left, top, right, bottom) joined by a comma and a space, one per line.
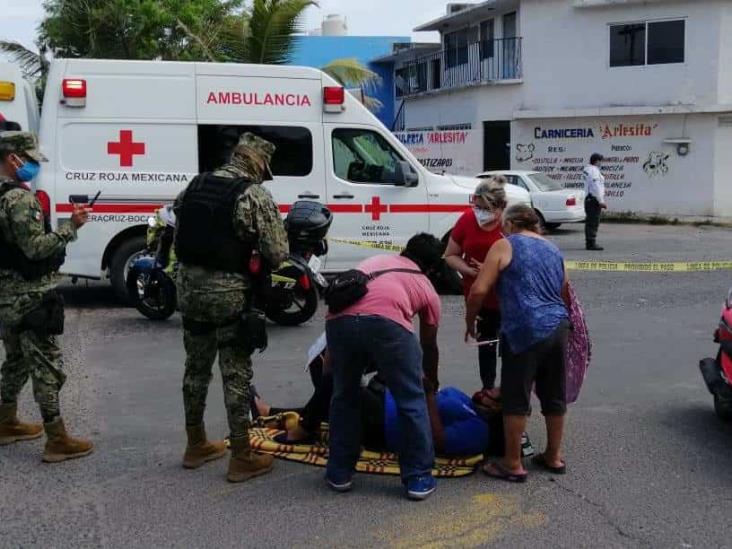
544, 222, 562, 231
714, 393, 732, 421
127, 268, 177, 321
110, 236, 147, 303
266, 285, 319, 327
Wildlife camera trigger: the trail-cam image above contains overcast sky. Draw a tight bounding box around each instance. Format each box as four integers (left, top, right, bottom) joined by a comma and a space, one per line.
0, 0, 445, 52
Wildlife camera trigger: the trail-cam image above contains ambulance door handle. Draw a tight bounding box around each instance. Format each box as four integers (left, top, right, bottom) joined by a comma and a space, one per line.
298, 192, 320, 199
333, 193, 354, 199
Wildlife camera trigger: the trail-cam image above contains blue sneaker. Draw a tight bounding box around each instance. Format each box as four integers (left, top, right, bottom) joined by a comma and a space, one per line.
405, 475, 436, 501
325, 471, 353, 493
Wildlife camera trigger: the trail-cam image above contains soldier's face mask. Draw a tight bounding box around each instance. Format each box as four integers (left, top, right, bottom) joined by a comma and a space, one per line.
10, 154, 40, 182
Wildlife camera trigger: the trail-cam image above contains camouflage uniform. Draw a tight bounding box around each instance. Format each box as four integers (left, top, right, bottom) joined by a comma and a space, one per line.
174, 134, 288, 443
0, 133, 76, 422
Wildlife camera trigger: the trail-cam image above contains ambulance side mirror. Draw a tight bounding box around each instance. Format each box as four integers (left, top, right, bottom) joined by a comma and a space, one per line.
395, 161, 419, 188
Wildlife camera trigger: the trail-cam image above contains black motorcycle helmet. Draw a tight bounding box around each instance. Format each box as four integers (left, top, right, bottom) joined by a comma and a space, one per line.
284, 201, 333, 246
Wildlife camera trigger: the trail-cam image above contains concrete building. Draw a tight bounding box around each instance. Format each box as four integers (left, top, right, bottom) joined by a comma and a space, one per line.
290, 15, 409, 127
387, 0, 732, 218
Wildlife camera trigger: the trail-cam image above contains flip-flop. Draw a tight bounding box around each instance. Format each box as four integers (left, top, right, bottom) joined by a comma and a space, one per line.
482, 461, 528, 483
531, 454, 567, 475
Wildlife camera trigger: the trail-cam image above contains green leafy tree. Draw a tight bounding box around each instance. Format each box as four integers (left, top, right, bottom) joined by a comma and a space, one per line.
321, 58, 383, 112
209, 0, 316, 64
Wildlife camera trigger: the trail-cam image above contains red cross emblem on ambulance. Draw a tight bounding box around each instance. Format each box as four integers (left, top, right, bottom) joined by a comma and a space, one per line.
107, 130, 146, 167
365, 196, 388, 221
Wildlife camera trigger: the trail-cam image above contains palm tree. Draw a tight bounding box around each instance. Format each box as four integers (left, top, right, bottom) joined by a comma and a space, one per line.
213, 0, 317, 64
321, 58, 383, 113
0, 40, 49, 100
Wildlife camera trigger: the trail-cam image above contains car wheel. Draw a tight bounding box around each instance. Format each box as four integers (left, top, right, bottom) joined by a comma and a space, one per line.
544, 222, 562, 231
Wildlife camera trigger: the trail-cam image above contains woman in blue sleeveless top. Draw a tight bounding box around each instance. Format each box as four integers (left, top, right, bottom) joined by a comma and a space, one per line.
466, 204, 570, 483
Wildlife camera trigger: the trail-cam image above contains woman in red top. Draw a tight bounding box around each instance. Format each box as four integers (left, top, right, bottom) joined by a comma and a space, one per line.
444, 177, 507, 390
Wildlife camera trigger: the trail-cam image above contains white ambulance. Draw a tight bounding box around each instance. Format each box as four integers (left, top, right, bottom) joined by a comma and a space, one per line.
0, 63, 40, 132
35, 59, 530, 298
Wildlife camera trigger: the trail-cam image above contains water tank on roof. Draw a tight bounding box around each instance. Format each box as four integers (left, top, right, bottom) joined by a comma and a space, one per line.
322, 14, 347, 36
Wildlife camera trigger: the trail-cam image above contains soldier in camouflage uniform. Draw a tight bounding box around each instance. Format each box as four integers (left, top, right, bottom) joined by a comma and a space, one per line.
0, 131, 94, 462
174, 133, 287, 482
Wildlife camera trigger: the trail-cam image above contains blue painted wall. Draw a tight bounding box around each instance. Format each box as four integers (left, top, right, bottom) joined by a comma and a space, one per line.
290, 35, 409, 127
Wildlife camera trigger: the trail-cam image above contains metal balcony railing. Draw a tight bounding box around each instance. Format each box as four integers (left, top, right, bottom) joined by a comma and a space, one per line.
395, 37, 522, 98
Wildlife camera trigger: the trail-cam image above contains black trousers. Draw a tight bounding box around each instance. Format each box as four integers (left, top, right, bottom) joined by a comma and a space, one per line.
477, 309, 501, 389
585, 196, 602, 245
268, 359, 386, 449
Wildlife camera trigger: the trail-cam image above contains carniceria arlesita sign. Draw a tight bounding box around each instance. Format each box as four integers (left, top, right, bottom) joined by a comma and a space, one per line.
395, 129, 481, 176
512, 115, 717, 216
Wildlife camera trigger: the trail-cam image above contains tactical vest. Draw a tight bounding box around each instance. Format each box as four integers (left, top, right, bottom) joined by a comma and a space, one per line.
174, 173, 255, 273
0, 184, 66, 280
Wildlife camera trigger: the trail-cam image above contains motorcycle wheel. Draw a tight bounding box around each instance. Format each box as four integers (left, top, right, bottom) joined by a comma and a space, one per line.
128, 270, 177, 321
714, 393, 732, 422
266, 284, 318, 327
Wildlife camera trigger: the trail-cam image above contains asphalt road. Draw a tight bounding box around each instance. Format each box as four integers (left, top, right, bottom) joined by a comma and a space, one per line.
2, 222, 732, 548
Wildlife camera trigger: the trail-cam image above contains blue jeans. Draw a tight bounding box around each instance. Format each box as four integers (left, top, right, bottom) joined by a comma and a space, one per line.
326, 315, 435, 482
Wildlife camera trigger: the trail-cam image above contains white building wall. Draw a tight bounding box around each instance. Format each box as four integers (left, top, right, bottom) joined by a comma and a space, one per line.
397, 0, 732, 216
714, 118, 732, 217
718, 4, 732, 105
512, 113, 718, 216
520, 0, 725, 112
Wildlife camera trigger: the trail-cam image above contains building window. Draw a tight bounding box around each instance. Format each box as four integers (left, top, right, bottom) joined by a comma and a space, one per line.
198, 125, 312, 176
445, 28, 477, 68
647, 20, 685, 65
610, 19, 685, 67
610, 23, 646, 66
480, 20, 495, 60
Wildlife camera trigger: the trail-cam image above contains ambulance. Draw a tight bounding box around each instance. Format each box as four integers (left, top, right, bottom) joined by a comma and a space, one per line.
35, 59, 530, 299
0, 63, 40, 132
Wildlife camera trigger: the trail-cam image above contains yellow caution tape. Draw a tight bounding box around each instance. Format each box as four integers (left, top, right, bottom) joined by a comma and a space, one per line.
331, 238, 406, 253
332, 238, 732, 273
564, 261, 732, 272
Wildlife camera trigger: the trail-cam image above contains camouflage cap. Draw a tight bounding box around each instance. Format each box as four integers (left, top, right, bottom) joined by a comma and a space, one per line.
0, 131, 48, 163
232, 132, 276, 181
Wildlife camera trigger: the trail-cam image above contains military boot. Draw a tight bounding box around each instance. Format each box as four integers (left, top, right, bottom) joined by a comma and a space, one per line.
0, 403, 43, 445
183, 424, 227, 469
227, 437, 274, 483
42, 418, 94, 463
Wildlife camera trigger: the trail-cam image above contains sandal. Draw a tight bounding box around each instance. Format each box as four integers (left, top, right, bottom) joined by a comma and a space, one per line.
482, 461, 527, 483
531, 454, 567, 475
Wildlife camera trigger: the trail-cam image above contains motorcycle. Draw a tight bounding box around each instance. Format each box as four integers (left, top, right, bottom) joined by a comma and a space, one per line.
699, 287, 732, 421
127, 201, 332, 326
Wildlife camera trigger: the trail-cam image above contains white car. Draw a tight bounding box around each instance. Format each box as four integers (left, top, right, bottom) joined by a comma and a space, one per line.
478, 170, 585, 230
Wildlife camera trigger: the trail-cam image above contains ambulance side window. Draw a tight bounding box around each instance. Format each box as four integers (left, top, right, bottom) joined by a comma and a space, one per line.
332, 128, 416, 185
197, 125, 312, 176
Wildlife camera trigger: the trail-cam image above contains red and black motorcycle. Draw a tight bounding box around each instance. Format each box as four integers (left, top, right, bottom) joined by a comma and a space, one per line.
700, 288, 732, 420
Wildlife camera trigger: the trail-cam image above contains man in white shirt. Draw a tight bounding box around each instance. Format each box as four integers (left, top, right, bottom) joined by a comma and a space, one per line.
583, 153, 606, 251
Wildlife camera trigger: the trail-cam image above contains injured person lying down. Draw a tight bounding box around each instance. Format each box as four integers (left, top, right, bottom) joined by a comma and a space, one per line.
251, 333, 534, 458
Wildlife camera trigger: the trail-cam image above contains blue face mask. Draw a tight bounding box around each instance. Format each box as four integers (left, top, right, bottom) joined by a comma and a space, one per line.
15, 160, 40, 182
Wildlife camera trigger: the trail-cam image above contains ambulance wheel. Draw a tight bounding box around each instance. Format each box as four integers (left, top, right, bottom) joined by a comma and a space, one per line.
266, 285, 318, 327
714, 394, 732, 422
544, 223, 562, 231
111, 236, 147, 303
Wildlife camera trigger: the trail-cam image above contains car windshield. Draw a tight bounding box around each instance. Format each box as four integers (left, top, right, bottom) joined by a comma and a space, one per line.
528, 173, 565, 192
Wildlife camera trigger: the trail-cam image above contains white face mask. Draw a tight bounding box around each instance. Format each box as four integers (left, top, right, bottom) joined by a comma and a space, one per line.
473, 206, 496, 226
